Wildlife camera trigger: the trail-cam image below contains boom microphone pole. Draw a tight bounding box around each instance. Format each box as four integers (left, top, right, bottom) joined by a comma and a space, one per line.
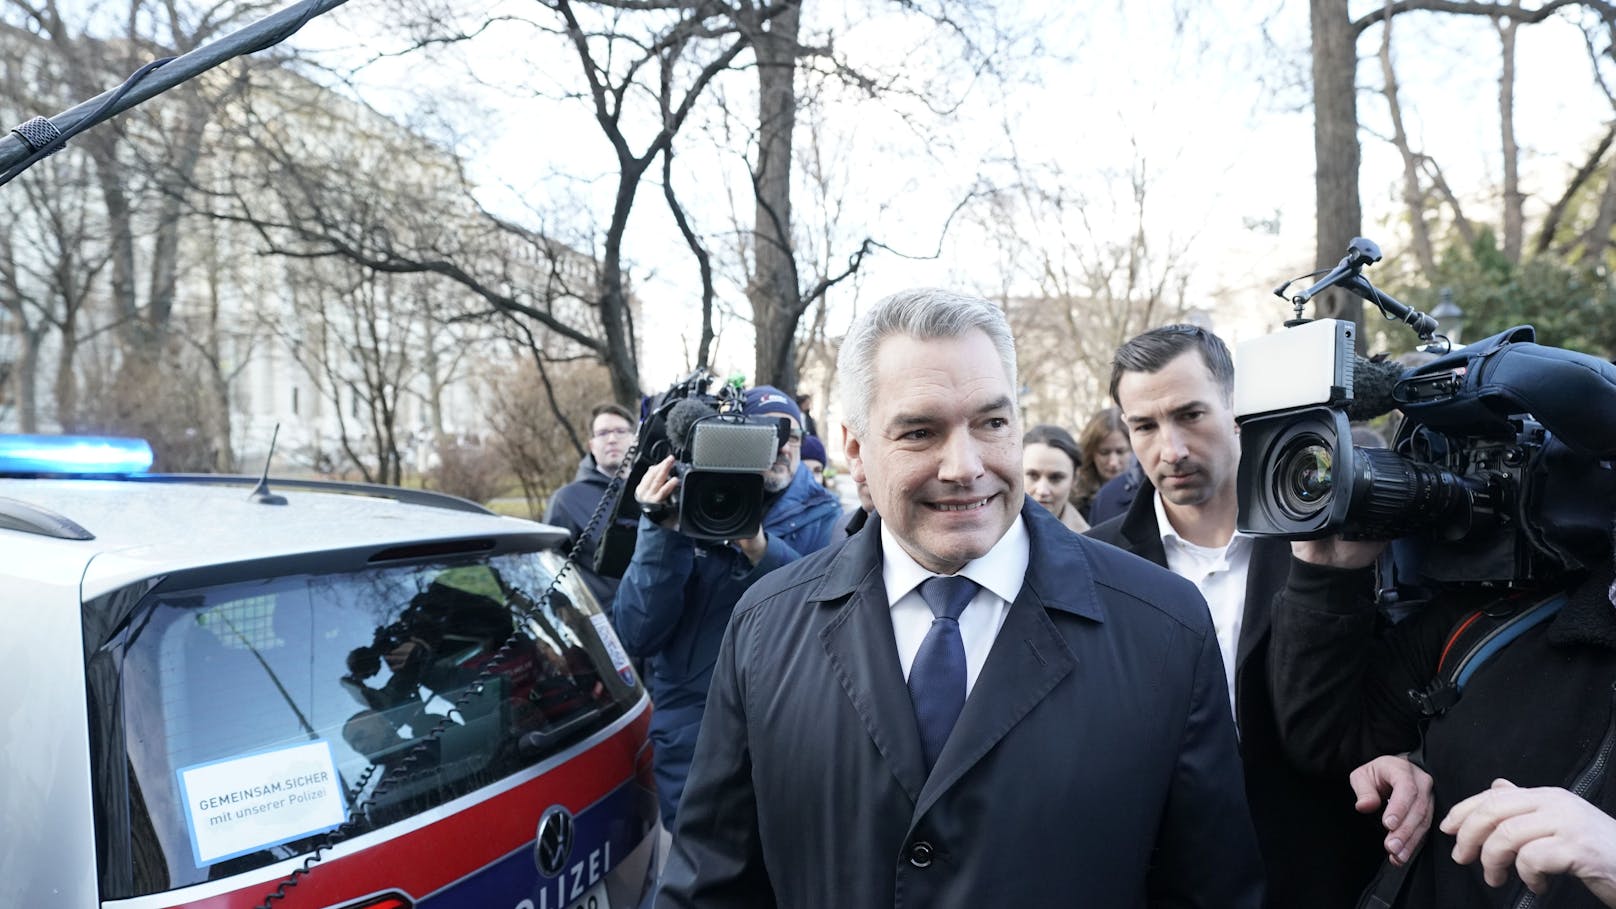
0, 0, 350, 187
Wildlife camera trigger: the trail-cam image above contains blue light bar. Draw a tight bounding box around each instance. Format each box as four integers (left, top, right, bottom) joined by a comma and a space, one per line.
0, 434, 154, 475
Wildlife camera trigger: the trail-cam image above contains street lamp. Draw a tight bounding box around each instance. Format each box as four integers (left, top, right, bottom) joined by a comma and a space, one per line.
1432, 287, 1466, 347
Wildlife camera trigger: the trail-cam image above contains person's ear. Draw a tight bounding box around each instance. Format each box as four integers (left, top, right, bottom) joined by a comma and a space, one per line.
843, 423, 866, 484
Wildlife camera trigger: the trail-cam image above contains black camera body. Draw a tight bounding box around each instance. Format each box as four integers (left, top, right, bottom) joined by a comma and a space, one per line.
618, 369, 789, 543
664, 412, 785, 540
1236, 318, 1616, 588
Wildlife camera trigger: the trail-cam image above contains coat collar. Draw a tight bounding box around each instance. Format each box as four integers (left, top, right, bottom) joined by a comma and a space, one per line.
808, 497, 1105, 622
1548, 564, 1616, 651
1115, 479, 1169, 565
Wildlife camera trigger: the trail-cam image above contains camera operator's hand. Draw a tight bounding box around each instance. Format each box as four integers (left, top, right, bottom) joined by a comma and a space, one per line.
636, 455, 680, 529
1442, 779, 1616, 905
1292, 536, 1385, 570
1350, 753, 1433, 866
733, 527, 768, 566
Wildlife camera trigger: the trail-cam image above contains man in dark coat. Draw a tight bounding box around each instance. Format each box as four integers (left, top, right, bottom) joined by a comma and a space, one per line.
544, 403, 637, 611
657, 289, 1263, 908
1086, 323, 1385, 909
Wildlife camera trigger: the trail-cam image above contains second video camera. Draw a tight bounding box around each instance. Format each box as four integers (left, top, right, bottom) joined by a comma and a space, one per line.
1233, 247, 1616, 587
633, 370, 791, 542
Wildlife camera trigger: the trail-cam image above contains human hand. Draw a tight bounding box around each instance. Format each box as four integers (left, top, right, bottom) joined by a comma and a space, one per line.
1442, 780, 1616, 904
733, 526, 767, 566
1292, 535, 1386, 570
1350, 754, 1434, 866
635, 455, 680, 527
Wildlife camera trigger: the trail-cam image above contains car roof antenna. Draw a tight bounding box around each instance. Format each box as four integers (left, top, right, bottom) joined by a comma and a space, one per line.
249, 424, 288, 506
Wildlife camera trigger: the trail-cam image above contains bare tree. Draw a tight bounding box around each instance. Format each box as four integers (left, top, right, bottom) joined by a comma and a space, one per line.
0, 150, 108, 431
276, 265, 431, 485
976, 146, 1190, 427
1308, 0, 1616, 337
482, 356, 614, 517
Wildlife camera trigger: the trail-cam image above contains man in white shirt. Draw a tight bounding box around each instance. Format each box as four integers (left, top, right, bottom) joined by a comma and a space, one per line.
1086, 323, 1385, 908
657, 289, 1262, 908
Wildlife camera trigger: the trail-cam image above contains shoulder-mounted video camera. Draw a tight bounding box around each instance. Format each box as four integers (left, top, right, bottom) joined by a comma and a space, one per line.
592, 369, 793, 577
1234, 238, 1616, 588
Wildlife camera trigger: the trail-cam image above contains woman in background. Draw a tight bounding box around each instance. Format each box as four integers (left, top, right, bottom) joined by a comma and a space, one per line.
1023, 424, 1089, 533
1074, 408, 1132, 522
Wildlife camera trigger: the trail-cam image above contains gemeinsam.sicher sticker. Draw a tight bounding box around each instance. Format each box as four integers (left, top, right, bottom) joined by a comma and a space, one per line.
176, 740, 347, 866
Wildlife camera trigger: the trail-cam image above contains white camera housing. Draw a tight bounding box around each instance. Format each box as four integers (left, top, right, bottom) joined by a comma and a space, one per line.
1233, 318, 1356, 420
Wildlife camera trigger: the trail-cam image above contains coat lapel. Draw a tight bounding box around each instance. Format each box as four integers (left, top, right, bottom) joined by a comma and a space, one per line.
812, 516, 930, 802
1119, 484, 1278, 679
910, 502, 1092, 823
1234, 538, 1289, 672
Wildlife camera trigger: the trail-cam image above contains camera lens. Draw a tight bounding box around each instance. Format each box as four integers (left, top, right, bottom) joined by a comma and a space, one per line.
1287, 444, 1333, 502
1274, 435, 1334, 519
689, 474, 752, 538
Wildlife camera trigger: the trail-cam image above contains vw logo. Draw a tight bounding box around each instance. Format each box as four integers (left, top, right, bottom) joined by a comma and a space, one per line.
534, 804, 575, 877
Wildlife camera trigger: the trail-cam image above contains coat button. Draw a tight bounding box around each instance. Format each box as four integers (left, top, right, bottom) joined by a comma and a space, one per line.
908, 841, 934, 868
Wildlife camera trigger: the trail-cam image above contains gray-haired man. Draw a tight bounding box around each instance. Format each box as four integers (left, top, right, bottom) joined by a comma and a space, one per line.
657, 289, 1262, 908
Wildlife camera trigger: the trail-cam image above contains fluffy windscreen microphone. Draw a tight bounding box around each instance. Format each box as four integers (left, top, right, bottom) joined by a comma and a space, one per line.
1345, 355, 1407, 421
664, 397, 718, 456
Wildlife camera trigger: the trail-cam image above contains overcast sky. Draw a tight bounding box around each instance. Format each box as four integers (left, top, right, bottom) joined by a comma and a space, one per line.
293, 0, 1613, 384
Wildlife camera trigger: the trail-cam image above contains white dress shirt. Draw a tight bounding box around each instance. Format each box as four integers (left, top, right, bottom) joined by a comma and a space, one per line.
1153, 492, 1251, 722
882, 516, 1027, 696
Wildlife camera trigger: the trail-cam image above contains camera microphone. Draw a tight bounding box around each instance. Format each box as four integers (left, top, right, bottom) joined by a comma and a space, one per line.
1345, 355, 1407, 422
665, 397, 718, 456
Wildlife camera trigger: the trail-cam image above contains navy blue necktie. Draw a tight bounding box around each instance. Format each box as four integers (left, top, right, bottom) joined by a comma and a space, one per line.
909, 575, 978, 773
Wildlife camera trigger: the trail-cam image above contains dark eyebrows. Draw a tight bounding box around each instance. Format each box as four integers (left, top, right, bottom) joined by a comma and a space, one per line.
1124, 399, 1209, 428
978, 395, 1014, 416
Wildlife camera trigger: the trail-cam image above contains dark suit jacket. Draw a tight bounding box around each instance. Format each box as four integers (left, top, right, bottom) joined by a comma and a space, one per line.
1087, 487, 1382, 909
657, 498, 1264, 908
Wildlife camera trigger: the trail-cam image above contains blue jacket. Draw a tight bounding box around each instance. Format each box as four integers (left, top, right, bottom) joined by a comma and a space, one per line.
1087, 460, 1145, 526
614, 462, 840, 825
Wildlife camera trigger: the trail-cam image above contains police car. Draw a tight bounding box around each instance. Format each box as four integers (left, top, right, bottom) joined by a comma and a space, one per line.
0, 435, 659, 909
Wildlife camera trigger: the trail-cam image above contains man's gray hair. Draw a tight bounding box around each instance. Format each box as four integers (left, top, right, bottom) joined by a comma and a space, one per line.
837, 288, 1018, 437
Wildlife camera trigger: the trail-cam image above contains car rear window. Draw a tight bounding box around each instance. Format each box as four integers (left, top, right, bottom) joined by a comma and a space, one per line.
88, 549, 641, 899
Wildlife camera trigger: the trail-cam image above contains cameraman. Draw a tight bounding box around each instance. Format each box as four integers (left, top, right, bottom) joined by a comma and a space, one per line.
614, 385, 841, 828
1271, 532, 1616, 908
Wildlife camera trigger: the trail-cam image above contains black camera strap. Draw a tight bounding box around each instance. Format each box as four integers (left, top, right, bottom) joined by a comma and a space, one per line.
1409, 591, 1569, 719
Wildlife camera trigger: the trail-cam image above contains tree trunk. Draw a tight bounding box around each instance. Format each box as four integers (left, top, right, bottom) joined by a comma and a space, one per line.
202, 245, 237, 472
1312, 0, 1366, 345
1497, 14, 1524, 263
86, 133, 142, 349
53, 329, 79, 431
599, 155, 651, 407
0, 230, 39, 431
12, 327, 43, 433
748, 1, 802, 392
145, 91, 212, 352
1379, 18, 1438, 280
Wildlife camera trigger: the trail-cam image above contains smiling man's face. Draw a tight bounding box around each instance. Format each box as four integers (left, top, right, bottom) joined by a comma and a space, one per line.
845, 329, 1021, 574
